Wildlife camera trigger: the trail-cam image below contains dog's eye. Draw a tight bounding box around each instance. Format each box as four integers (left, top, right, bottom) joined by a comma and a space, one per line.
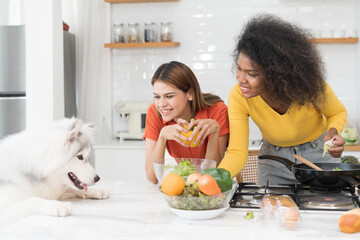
77, 155, 84, 160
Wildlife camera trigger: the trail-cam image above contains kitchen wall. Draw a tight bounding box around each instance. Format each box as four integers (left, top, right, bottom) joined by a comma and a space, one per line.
109, 0, 360, 142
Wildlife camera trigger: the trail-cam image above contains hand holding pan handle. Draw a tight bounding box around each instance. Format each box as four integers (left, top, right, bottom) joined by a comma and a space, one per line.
293, 154, 323, 171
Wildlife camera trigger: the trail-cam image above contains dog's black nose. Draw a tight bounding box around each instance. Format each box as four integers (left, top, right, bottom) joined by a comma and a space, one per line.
94, 175, 100, 182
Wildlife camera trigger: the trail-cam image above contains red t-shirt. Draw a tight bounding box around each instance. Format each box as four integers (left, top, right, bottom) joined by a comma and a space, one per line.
143, 101, 229, 158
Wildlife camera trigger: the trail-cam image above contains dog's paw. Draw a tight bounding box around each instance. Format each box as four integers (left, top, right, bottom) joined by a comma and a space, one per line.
37, 200, 72, 217
84, 188, 110, 199
56, 201, 72, 217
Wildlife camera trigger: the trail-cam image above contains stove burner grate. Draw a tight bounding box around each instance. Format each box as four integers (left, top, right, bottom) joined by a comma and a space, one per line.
230, 183, 360, 211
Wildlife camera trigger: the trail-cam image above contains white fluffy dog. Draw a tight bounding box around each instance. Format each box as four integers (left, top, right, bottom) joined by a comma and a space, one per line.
0, 118, 109, 226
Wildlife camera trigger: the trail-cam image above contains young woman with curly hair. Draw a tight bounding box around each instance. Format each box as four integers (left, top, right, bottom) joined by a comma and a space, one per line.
218, 14, 347, 185
144, 61, 229, 184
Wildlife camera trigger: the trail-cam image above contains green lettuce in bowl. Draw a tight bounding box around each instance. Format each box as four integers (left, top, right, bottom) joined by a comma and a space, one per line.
153, 158, 216, 184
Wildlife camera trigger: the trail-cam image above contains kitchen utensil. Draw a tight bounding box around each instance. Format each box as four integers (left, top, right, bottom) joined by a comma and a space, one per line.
258, 155, 360, 189
293, 154, 323, 171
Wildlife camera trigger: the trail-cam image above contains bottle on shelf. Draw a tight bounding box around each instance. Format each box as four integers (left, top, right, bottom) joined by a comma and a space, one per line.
160, 22, 172, 42
113, 23, 125, 43
144, 22, 156, 42
128, 22, 139, 43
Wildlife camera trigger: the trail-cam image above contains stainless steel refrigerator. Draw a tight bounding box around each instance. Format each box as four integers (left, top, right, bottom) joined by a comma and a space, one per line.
0, 25, 26, 140
0, 26, 77, 140
63, 30, 77, 118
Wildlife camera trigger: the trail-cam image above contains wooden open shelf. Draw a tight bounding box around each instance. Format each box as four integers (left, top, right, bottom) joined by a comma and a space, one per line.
104, 0, 179, 3
104, 42, 180, 48
344, 144, 360, 152
309, 37, 358, 44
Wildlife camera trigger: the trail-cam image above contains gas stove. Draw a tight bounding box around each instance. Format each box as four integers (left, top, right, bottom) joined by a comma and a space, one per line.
230, 182, 360, 211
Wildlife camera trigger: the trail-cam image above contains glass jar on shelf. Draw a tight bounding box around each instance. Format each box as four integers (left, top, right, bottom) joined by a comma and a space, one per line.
160, 22, 172, 42
113, 23, 125, 43
127, 22, 139, 43
144, 22, 156, 42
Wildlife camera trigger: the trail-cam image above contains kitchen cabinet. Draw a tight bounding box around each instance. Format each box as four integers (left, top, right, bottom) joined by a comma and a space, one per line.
93, 142, 147, 182
93, 141, 171, 182
309, 37, 358, 44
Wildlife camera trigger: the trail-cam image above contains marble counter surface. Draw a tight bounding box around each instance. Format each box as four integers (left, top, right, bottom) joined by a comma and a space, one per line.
94, 140, 261, 151
0, 181, 358, 240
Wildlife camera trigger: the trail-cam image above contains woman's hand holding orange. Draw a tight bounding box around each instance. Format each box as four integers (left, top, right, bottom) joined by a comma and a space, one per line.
159, 124, 190, 147
185, 119, 220, 146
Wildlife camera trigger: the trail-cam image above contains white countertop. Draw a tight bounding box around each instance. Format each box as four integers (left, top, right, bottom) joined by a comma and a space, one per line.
94, 140, 261, 150
1, 181, 358, 240
94, 140, 146, 149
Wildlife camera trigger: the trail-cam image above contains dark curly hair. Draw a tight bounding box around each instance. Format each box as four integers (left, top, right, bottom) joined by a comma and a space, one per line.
234, 14, 326, 110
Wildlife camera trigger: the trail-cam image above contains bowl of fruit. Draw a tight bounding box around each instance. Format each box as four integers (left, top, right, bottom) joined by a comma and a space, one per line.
156, 159, 237, 220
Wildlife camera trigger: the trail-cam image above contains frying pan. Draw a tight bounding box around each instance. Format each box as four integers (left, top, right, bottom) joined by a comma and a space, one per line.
258, 155, 360, 189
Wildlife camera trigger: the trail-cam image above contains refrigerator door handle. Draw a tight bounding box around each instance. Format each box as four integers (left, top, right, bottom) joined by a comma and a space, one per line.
0, 92, 26, 98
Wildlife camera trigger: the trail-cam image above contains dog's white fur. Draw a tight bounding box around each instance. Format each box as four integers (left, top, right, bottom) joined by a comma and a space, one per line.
0, 118, 109, 226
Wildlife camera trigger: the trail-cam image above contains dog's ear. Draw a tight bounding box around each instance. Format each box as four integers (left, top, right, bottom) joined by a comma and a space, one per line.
86, 122, 95, 129
67, 119, 84, 142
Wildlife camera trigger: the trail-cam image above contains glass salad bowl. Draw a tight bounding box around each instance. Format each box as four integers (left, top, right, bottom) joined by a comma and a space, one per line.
160, 180, 237, 211
153, 158, 217, 184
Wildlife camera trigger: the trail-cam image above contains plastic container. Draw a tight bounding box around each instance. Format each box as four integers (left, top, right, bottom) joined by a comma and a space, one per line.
341, 127, 359, 146
261, 195, 301, 229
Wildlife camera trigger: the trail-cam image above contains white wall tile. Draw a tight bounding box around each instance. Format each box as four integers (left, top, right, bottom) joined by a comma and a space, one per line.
109, 0, 359, 139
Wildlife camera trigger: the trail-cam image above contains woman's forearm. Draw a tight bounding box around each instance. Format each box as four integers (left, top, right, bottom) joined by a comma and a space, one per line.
205, 131, 223, 165
145, 136, 167, 184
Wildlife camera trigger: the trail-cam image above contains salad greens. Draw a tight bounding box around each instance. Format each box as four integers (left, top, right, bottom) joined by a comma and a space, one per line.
332, 167, 342, 171
341, 127, 358, 145
341, 155, 360, 165
172, 159, 197, 177
165, 182, 226, 210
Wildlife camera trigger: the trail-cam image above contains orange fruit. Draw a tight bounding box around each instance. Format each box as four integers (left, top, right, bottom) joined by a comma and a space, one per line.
161, 173, 185, 196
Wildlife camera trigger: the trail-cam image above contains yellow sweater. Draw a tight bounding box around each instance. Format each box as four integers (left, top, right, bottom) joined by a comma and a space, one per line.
218, 82, 347, 177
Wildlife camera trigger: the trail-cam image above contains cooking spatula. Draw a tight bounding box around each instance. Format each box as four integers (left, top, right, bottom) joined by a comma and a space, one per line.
293, 154, 324, 171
